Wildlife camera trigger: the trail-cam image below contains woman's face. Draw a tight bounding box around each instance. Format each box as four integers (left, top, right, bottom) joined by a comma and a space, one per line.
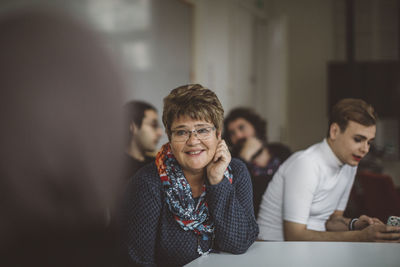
170, 116, 220, 176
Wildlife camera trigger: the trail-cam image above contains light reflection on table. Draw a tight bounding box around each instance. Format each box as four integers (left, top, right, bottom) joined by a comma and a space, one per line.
185, 241, 400, 267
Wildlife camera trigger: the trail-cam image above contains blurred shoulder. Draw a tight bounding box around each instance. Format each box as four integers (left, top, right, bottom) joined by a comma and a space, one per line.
230, 157, 247, 170
129, 162, 161, 188
230, 158, 250, 178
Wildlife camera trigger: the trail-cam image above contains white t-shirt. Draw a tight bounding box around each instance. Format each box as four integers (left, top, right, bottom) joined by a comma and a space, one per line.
257, 139, 357, 241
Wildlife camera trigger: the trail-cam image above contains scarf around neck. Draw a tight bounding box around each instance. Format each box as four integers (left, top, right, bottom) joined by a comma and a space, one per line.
155, 143, 233, 239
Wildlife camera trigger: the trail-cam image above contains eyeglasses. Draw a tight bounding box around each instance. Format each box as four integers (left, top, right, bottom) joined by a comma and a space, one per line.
171, 126, 216, 142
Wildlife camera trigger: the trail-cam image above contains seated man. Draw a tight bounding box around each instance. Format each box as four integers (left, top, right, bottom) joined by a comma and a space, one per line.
223, 107, 291, 218
124, 101, 163, 178
257, 98, 400, 242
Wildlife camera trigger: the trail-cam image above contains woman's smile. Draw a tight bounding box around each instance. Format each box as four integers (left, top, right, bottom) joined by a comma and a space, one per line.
185, 149, 205, 156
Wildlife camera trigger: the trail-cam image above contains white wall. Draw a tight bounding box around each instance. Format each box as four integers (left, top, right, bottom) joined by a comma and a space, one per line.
192, 0, 287, 143
192, 0, 335, 151
267, 0, 335, 151
254, 14, 288, 143
192, 0, 231, 108
192, 0, 257, 112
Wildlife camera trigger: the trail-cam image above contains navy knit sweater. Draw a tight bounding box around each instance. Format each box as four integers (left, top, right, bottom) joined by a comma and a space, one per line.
124, 158, 259, 266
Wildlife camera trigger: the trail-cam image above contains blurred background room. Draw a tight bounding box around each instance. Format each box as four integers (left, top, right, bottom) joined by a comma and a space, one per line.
1, 0, 399, 234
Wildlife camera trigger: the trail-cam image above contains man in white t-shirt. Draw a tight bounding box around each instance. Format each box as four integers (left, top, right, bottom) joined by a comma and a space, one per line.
257, 98, 400, 242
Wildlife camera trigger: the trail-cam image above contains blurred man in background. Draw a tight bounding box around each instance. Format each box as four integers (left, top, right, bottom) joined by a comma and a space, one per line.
223, 107, 291, 218
124, 100, 163, 179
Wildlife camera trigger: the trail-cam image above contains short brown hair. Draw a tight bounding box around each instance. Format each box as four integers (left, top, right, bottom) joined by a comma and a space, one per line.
328, 98, 377, 137
223, 107, 267, 147
162, 84, 224, 139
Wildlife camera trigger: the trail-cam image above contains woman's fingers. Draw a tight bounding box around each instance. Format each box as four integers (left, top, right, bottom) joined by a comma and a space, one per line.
207, 140, 232, 185
214, 140, 230, 162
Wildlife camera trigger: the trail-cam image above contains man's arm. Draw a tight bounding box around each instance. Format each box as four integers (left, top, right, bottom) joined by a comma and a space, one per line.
284, 219, 400, 242
325, 210, 383, 232
238, 137, 269, 167
324, 210, 350, 231
280, 155, 400, 242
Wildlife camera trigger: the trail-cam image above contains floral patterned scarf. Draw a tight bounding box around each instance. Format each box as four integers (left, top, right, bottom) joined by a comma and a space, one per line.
155, 143, 233, 242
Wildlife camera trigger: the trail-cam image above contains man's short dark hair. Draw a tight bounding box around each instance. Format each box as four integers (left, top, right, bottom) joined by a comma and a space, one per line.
327, 98, 377, 137
124, 101, 157, 145
124, 100, 157, 129
223, 107, 267, 147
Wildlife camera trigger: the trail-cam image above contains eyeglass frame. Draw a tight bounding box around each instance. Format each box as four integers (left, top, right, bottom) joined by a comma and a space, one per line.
170, 126, 216, 142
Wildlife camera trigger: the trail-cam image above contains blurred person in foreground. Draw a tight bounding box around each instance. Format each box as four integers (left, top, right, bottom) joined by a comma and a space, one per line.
124, 100, 163, 179
223, 107, 291, 218
257, 99, 400, 242
124, 84, 259, 266
0, 7, 125, 266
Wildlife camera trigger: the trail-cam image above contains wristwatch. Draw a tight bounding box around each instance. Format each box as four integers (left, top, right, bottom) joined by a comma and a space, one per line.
348, 218, 359, 231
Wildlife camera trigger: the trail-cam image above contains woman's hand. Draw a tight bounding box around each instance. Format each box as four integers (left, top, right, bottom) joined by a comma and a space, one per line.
207, 140, 231, 185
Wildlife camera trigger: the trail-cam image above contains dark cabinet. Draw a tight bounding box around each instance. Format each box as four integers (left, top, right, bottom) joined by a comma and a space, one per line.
328, 61, 400, 117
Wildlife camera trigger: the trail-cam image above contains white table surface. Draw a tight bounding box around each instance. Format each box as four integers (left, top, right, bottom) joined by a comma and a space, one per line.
185, 241, 400, 267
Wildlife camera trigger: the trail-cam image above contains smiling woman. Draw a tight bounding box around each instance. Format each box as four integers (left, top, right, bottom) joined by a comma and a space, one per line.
124, 84, 259, 266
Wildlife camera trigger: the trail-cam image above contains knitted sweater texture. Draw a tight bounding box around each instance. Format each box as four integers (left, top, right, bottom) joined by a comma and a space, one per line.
124, 158, 259, 266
